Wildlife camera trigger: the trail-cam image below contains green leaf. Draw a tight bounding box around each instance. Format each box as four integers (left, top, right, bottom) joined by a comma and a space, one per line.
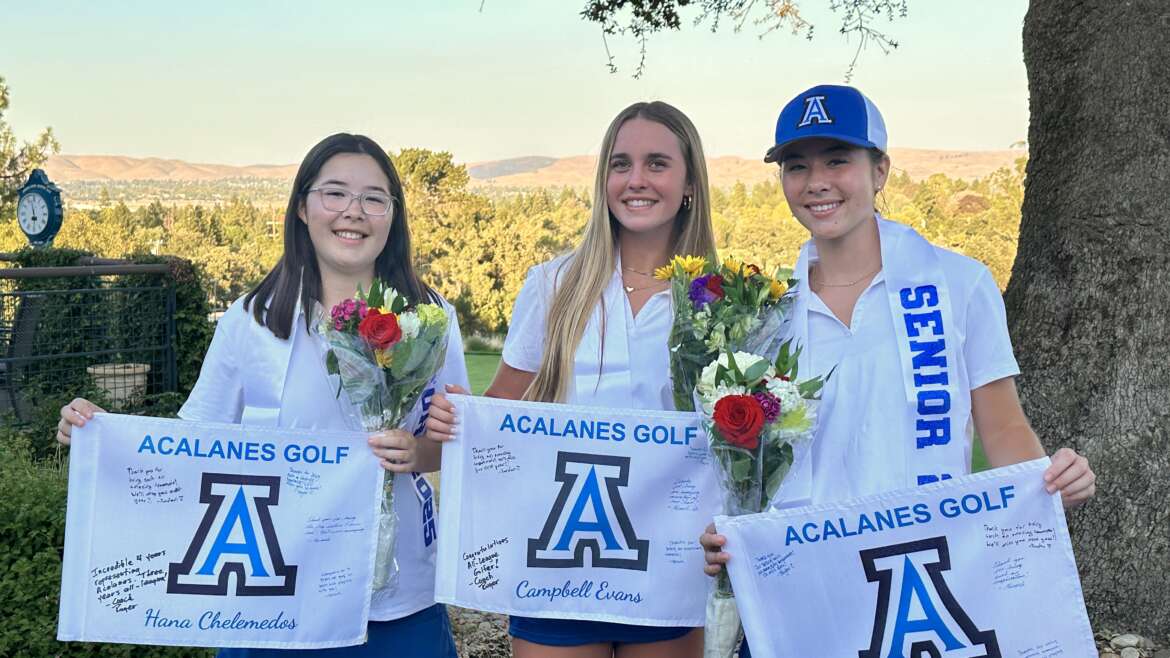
725, 347, 744, 379
798, 376, 825, 398
776, 340, 791, 370
389, 340, 415, 377
742, 359, 769, 383
392, 294, 408, 314
730, 454, 753, 482
764, 443, 794, 500
714, 363, 730, 386
325, 349, 339, 375
368, 279, 383, 306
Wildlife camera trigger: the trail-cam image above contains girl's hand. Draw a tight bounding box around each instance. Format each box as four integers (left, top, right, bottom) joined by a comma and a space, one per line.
369, 429, 418, 473
1044, 447, 1096, 509
57, 398, 105, 446
700, 522, 730, 576
424, 384, 468, 442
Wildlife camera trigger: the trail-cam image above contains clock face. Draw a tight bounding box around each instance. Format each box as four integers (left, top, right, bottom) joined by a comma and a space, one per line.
17, 193, 51, 236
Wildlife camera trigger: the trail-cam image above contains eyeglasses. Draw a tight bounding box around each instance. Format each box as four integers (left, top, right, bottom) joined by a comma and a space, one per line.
308, 187, 395, 216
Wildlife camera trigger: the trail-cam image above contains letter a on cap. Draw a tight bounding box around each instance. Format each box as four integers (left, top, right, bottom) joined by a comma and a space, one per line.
797, 95, 833, 127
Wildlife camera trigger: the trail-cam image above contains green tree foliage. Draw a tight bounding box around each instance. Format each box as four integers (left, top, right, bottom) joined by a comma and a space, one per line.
396, 150, 586, 334
0, 75, 60, 218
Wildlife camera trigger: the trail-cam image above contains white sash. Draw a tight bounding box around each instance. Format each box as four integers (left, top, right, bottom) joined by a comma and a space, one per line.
880, 219, 967, 486
787, 217, 968, 496
239, 299, 298, 428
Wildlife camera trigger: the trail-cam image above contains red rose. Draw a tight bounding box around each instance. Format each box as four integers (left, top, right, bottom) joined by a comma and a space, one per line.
712, 395, 765, 450
705, 274, 725, 298
357, 309, 402, 350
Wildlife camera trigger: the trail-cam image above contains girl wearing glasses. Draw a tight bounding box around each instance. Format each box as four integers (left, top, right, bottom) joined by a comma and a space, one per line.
424, 101, 714, 657
57, 132, 467, 657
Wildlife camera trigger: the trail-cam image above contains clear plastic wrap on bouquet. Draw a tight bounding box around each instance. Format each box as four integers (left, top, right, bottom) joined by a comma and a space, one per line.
322, 319, 449, 596
669, 285, 793, 412
702, 404, 812, 658
704, 420, 806, 596
734, 302, 791, 364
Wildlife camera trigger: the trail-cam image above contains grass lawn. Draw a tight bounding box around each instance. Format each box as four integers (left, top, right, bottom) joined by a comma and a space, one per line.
459, 349, 992, 472
465, 351, 501, 395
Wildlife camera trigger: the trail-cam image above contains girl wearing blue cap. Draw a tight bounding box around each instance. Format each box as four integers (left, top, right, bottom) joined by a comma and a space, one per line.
699, 85, 1096, 657
58, 133, 467, 657
425, 101, 715, 657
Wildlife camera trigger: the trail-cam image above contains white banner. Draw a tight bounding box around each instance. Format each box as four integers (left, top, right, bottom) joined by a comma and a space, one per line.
719, 458, 1096, 658
435, 395, 721, 626
58, 413, 382, 649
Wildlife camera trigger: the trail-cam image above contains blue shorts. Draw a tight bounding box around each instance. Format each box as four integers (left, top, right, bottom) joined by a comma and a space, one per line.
216, 604, 456, 658
508, 615, 697, 646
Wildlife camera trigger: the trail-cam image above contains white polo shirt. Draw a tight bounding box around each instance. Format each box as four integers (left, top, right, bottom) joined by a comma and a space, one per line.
503, 253, 675, 410
180, 294, 470, 621
786, 237, 1020, 506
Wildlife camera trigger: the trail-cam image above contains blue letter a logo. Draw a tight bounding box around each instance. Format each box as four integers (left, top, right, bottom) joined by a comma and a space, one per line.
528, 452, 649, 570
168, 473, 297, 596
798, 95, 834, 127
859, 537, 999, 658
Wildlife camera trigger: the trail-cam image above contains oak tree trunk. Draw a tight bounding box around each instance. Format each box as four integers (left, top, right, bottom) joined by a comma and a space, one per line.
1009, 0, 1170, 638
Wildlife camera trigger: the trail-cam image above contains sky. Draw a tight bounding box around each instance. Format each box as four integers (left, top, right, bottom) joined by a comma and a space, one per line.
2, 1, 1028, 165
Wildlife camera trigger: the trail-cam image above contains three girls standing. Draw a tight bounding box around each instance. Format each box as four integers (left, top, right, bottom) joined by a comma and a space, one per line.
56, 88, 1095, 658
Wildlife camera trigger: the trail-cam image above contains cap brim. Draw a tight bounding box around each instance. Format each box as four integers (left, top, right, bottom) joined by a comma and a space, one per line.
762, 133, 882, 163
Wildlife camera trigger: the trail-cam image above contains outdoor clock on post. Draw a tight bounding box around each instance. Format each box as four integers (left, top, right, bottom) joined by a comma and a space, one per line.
16, 168, 64, 248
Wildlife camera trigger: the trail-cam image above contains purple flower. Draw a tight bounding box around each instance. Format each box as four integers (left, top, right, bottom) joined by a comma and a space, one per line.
689, 274, 723, 308
752, 391, 781, 423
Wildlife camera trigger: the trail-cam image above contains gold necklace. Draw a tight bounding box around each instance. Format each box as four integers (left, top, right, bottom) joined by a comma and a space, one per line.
623, 277, 668, 294
622, 264, 663, 278
813, 264, 880, 288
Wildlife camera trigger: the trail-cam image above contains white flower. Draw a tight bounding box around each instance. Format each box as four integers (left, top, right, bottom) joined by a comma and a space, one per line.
766, 376, 803, 413
698, 351, 774, 399
397, 312, 421, 340
700, 384, 750, 414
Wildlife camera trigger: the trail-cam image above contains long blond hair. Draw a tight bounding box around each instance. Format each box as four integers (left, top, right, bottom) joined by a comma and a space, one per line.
525, 101, 717, 402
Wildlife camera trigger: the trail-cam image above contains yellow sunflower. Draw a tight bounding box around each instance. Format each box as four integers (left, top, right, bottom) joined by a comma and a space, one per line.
653, 264, 675, 281
769, 278, 788, 300
670, 254, 707, 279
722, 256, 745, 275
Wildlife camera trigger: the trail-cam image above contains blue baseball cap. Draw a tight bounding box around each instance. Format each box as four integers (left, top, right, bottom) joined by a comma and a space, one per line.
763, 84, 887, 163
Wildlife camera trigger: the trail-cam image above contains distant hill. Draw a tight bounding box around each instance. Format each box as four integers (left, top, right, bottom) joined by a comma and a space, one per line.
467, 148, 1026, 190
467, 156, 558, 180
45, 148, 1025, 189
44, 155, 299, 182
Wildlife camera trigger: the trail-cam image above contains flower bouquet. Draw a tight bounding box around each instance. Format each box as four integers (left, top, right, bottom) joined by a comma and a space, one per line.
697, 344, 823, 658
656, 255, 794, 412
321, 279, 449, 594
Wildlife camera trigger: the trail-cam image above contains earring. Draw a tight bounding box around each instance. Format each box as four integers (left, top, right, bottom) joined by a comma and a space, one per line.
682, 195, 693, 211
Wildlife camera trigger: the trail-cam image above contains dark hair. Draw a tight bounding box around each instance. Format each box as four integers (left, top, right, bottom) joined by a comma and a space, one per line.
244, 133, 436, 339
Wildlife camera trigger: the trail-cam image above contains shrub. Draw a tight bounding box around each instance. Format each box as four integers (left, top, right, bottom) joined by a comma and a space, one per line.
0, 428, 212, 657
